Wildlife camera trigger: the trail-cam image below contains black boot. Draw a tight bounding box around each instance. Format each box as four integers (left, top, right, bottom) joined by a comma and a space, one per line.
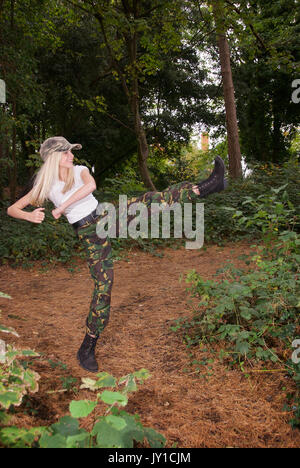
77, 334, 99, 373
196, 156, 227, 198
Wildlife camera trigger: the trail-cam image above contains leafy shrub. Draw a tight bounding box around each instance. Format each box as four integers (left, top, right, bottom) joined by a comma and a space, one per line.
0, 202, 83, 267
0, 292, 40, 414
0, 369, 166, 448
203, 159, 300, 244
173, 182, 300, 427
1, 158, 299, 265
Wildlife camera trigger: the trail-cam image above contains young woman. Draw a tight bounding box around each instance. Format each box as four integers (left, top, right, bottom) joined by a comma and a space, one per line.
7, 136, 227, 373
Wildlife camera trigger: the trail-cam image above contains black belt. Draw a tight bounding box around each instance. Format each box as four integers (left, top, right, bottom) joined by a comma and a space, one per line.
72, 208, 99, 231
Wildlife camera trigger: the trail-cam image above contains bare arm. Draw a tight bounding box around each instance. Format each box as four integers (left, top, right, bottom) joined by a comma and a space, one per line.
52, 168, 97, 220
6, 190, 45, 224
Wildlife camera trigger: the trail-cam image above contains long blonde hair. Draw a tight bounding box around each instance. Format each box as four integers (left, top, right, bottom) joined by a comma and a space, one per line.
30, 151, 75, 206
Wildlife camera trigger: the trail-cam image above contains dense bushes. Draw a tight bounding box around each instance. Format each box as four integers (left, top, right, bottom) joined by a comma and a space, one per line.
0, 159, 299, 266
172, 167, 300, 427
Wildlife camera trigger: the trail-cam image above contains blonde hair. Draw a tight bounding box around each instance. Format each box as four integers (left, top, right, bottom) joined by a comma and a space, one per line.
30, 151, 75, 206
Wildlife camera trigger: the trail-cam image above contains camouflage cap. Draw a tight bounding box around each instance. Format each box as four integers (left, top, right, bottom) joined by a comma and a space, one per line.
40, 136, 82, 161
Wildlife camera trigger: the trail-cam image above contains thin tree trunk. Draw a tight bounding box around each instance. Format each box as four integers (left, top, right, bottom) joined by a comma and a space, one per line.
128, 9, 156, 191
9, 99, 17, 201
0, 140, 4, 200
212, 0, 242, 179
134, 104, 156, 191
272, 114, 283, 163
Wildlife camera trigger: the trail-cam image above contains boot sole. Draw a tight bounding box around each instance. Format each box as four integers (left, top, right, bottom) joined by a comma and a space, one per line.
76, 351, 99, 373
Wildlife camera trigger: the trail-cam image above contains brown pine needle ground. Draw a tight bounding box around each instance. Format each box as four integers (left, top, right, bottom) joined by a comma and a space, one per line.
0, 241, 299, 448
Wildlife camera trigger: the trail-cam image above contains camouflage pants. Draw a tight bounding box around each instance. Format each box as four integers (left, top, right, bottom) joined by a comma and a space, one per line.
77, 181, 198, 337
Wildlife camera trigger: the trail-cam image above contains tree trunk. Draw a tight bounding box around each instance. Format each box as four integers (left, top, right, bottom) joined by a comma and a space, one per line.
272, 114, 283, 163
136, 111, 156, 191
9, 99, 17, 201
212, 1, 243, 179
0, 140, 4, 200
131, 89, 156, 191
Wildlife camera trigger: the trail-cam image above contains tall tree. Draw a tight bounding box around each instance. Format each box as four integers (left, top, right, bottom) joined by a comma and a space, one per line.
0, 0, 63, 200
226, 0, 300, 163
211, 0, 242, 178
66, 0, 187, 190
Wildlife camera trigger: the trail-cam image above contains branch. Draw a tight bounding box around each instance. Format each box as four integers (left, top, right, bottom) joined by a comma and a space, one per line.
224, 0, 269, 53
102, 110, 135, 134
89, 66, 114, 88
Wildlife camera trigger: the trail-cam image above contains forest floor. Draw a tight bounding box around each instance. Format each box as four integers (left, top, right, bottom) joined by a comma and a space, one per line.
0, 241, 299, 448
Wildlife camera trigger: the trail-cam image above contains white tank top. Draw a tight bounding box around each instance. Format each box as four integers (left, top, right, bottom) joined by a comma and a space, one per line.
48, 165, 98, 224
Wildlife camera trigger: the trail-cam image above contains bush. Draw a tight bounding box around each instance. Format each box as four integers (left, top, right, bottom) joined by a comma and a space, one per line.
0, 368, 166, 448
173, 181, 300, 427
1, 158, 299, 265
203, 159, 300, 244
0, 292, 41, 416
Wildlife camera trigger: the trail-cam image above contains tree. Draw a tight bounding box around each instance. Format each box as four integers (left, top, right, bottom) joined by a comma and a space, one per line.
0, 0, 63, 200
210, 0, 242, 178
227, 0, 300, 163
65, 0, 189, 190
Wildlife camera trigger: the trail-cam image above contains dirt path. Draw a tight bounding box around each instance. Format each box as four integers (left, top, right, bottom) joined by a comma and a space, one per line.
0, 241, 299, 448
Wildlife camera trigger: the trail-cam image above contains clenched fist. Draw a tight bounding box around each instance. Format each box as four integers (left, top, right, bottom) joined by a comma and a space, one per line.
29, 208, 45, 224
52, 207, 64, 220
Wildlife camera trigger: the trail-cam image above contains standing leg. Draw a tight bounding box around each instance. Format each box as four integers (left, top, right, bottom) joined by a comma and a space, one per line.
76, 223, 114, 372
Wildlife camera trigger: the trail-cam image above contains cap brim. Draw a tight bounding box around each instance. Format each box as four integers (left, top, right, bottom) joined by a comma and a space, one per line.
70, 143, 82, 151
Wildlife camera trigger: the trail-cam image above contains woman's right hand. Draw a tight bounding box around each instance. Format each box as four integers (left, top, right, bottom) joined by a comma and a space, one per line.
28, 208, 45, 224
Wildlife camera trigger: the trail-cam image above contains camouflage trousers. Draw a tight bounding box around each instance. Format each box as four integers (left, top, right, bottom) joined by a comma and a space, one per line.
77, 181, 199, 337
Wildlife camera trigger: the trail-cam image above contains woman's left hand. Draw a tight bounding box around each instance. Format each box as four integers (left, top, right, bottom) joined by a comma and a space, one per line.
52, 207, 64, 219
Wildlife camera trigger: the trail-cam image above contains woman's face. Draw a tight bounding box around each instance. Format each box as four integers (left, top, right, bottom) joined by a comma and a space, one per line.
59, 150, 74, 168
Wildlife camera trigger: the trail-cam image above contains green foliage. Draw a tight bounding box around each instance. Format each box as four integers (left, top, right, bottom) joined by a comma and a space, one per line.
98, 167, 146, 200
0, 368, 166, 448
0, 294, 40, 414
0, 346, 40, 410
173, 179, 300, 427
1, 158, 299, 266
203, 158, 300, 244
230, 0, 300, 163
224, 184, 297, 245
0, 202, 83, 267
